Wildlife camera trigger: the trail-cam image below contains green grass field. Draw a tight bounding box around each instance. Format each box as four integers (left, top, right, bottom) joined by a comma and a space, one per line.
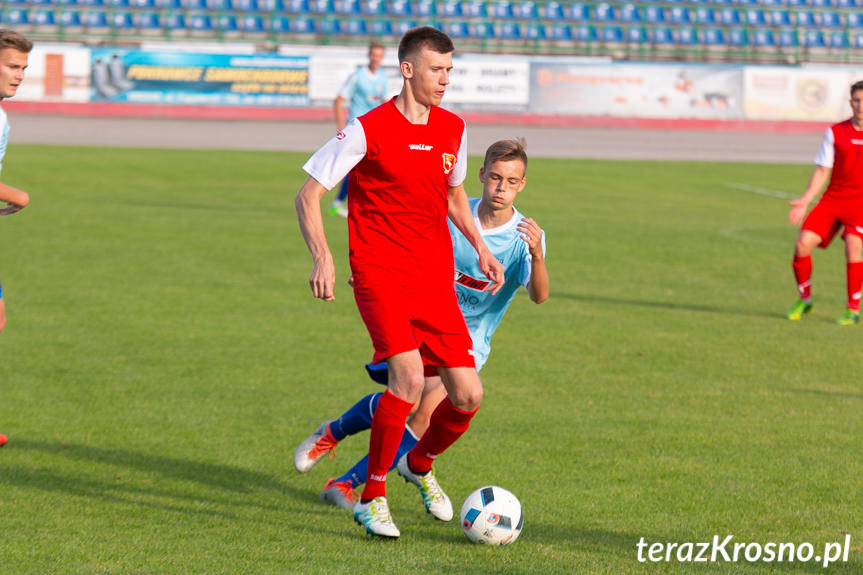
0, 144, 860, 575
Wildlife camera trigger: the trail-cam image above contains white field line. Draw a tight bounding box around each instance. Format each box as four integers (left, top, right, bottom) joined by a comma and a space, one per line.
725, 182, 797, 201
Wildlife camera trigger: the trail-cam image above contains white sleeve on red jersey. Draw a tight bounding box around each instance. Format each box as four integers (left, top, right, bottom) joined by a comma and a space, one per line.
302, 118, 367, 190
448, 121, 468, 188
814, 127, 834, 168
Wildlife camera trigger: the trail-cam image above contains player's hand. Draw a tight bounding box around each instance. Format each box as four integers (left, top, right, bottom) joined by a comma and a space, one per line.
347, 274, 355, 288
517, 218, 543, 258
0, 202, 25, 216
788, 199, 809, 226
309, 255, 336, 301
478, 249, 505, 295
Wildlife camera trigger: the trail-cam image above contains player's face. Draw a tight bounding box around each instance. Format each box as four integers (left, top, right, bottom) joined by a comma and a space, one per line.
479, 159, 526, 212
850, 89, 863, 124
368, 47, 384, 72
0, 49, 28, 99
403, 47, 452, 107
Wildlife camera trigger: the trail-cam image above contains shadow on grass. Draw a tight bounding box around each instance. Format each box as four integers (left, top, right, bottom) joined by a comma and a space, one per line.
4, 439, 322, 517
557, 292, 779, 320
111, 200, 285, 215
783, 388, 863, 402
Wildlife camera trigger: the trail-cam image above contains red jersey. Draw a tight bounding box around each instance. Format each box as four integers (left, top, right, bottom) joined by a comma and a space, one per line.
816, 119, 863, 200
304, 97, 468, 281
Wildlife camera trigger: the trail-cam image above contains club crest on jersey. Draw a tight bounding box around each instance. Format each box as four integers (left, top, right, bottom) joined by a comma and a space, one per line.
454, 270, 490, 291
442, 153, 456, 174
336, 131, 346, 140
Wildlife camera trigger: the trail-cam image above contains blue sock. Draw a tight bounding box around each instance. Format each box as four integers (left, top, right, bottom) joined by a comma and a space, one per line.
329, 393, 382, 441
337, 425, 419, 488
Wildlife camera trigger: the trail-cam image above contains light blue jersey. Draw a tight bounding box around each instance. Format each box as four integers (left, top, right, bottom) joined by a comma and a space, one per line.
0, 105, 9, 176
449, 197, 546, 371
338, 66, 388, 121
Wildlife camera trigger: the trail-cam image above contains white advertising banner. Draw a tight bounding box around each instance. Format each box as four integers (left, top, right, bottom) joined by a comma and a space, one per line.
16, 44, 91, 103
445, 58, 530, 108
743, 66, 863, 122
529, 62, 742, 119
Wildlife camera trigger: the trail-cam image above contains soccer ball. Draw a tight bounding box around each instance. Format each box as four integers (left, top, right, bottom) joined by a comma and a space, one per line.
459, 486, 523, 546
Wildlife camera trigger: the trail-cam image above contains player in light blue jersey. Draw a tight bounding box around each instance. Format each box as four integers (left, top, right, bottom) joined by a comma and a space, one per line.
0, 29, 33, 337
295, 139, 549, 509
328, 41, 389, 217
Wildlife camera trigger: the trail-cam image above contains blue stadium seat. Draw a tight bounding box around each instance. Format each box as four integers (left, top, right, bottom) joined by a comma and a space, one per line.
155, 0, 181, 8
522, 22, 545, 39
752, 28, 775, 47
111, 11, 134, 30
833, 0, 863, 6
778, 28, 797, 47
135, 11, 162, 29
387, 0, 411, 16
801, 29, 825, 47
465, 1, 486, 17
84, 10, 108, 27
650, 26, 674, 44
57, 0, 79, 6
795, 11, 815, 28
270, 15, 289, 32
694, 7, 714, 25
441, 1, 462, 17
129, 0, 156, 7
593, 3, 613, 22
239, 14, 264, 32
314, 17, 339, 34
699, 27, 725, 45
626, 26, 645, 44
567, 3, 589, 22
820, 11, 842, 28
744, 8, 765, 26
549, 23, 572, 41
181, 0, 206, 9
852, 31, 863, 48
757, 0, 783, 5
574, 24, 595, 42
370, 18, 391, 34
601, 25, 623, 43
668, 6, 691, 24
206, 0, 227, 10
497, 21, 520, 39
492, 1, 513, 19
735, 0, 757, 5
718, 8, 740, 26
516, 1, 537, 19
541, 1, 564, 20
808, 0, 828, 6
677, 27, 697, 45
284, 0, 309, 11
32, 9, 56, 27
310, 0, 332, 13
392, 19, 416, 34
416, 0, 436, 16
343, 18, 367, 34
727, 28, 747, 46
108, 0, 130, 7
785, 0, 805, 5
288, 15, 313, 31
257, 0, 281, 10
60, 10, 82, 26
218, 14, 238, 32
643, 6, 665, 24
829, 30, 847, 47
444, 20, 468, 38
768, 9, 791, 27
164, 12, 185, 31
232, 0, 260, 9
617, 4, 640, 23
78, 0, 105, 6
468, 21, 492, 38
337, 0, 360, 14
187, 13, 212, 31
848, 12, 863, 28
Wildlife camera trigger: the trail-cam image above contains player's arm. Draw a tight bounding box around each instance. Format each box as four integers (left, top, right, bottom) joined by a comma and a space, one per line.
789, 165, 830, 226
0, 181, 29, 215
296, 176, 336, 301
333, 95, 348, 132
447, 184, 505, 295
517, 217, 549, 304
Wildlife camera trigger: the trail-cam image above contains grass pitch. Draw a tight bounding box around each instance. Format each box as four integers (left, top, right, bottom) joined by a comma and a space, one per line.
0, 145, 860, 574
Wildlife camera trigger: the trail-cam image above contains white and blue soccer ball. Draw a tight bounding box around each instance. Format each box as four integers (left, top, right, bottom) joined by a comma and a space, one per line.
459, 486, 523, 546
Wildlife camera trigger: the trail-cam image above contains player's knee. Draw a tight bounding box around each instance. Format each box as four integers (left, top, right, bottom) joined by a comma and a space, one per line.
450, 383, 483, 412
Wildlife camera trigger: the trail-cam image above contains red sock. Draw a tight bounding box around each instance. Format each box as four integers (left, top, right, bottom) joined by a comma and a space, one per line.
792, 254, 812, 300
361, 390, 414, 502
408, 397, 478, 474
847, 262, 863, 311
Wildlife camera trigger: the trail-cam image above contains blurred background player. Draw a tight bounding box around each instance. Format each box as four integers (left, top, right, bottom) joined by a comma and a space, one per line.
787, 80, 863, 325
0, 29, 33, 449
327, 41, 388, 217
295, 27, 504, 538
294, 139, 549, 511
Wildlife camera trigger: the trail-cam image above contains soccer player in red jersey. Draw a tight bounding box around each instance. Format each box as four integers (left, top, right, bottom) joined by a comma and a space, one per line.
787, 80, 863, 325
295, 27, 505, 538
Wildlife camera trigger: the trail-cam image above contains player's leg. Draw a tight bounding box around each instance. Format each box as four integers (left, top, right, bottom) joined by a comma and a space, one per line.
788, 229, 822, 319
839, 231, 863, 324
398, 366, 482, 522
0, 289, 6, 333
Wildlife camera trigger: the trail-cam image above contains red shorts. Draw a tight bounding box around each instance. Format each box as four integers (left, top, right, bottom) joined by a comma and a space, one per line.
352, 269, 475, 369
802, 196, 863, 249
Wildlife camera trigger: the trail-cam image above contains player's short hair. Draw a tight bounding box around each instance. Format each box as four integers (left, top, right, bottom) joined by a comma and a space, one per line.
0, 29, 33, 53
483, 139, 528, 173
851, 80, 863, 97
369, 41, 385, 52
398, 26, 454, 64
